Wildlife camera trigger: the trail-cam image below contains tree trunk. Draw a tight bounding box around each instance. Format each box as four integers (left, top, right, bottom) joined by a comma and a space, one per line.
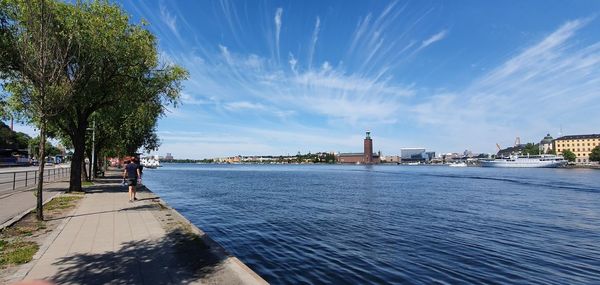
36, 121, 46, 221
68, 140, 83, 192
68, 124, 86, 192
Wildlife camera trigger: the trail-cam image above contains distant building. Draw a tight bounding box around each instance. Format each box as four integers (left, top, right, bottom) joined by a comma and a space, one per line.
337, 131, 381, 164
337, 153, 367, 164
381, 155, 400, 163
554, 134, 600, 163
539, 134, 554, 153
364, 131, 373, 164
400, 148, 426, 161
165, 153, 174, 161
442, 153, 462, 162
425, 152, 436, 161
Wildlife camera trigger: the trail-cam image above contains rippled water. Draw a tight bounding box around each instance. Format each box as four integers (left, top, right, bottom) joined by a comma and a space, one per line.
143, 164, 600, 284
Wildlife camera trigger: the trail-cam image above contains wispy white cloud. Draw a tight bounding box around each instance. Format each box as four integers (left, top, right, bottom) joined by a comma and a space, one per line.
155, 126, 363, 157
420, 30, 447, 49
288, 52, 298, 73
347, 2, 434, 74
308, 16, 320, 70
144, 1, 600, 157
224, 101, 267, 111
411, 19, 600, 151
274, 8, 283, 60
159, 3, 178, 36
219, 44, 233, 64
180, 93, 210, 105
167, 43, 416, 126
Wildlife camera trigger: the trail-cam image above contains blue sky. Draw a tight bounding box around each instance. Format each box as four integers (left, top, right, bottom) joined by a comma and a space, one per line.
10, 1, 600, 159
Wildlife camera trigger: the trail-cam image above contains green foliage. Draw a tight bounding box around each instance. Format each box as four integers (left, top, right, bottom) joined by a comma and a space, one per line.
1, 0, 77, 219
2, 0, 187, 192
546, 148, 556, 155
52, 0, 187, 152
1, 0, 74, 123
562, 149, 576, 162
28, 136, 61, 157
521, 143, 541, 156
589, 146, 600, 162
293, 152, 335, 163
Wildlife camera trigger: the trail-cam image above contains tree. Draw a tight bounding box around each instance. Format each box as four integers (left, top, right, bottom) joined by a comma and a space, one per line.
589, 146, 600, 162
562, 149, 576, 162
46, 1, 186, 191
28, 136, 61, 158
1, 0, 74, 220
3, 0, 187, 194
521, 143, 541, 156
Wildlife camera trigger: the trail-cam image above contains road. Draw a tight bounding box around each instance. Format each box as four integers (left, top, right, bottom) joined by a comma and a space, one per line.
0, 180, 68, 228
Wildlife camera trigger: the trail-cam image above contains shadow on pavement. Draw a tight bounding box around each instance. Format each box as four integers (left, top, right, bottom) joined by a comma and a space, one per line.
50, 228, 228, 285
45, 201, 162, 222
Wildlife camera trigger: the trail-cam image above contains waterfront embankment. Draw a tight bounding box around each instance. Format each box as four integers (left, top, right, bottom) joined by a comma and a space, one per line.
4, 170, 267, 285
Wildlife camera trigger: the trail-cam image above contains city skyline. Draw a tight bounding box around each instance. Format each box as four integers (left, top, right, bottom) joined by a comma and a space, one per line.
10, 1, 600, 159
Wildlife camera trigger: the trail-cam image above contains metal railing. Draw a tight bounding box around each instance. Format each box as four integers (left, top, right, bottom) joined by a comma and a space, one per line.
0, 166, 71, 192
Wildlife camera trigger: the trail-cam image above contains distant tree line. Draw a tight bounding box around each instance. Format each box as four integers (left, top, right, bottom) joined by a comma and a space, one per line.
0, 0, 187, 220
0, 121, 62, 157
0, 121, 29, 149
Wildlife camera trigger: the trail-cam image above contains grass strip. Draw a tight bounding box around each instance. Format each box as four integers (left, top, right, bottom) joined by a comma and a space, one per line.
0, 239, 39, 267
45, 196, 83, 211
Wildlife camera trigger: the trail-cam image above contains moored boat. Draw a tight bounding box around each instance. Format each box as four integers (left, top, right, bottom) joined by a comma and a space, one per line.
480, 155, 566, 168
141, 157, 161, 168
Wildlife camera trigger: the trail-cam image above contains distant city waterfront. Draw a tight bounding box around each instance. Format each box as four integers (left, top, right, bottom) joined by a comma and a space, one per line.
144, 164, 600, 284
153, 132, 600, 167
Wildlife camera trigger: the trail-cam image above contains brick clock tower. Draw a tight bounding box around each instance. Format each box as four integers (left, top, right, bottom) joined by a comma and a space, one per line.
363, 131, 373, 164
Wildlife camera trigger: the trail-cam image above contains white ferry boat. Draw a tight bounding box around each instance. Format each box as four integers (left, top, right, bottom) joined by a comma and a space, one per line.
140, 157, 161, 168
448, 162, 467, 167
480, 155, 567, 168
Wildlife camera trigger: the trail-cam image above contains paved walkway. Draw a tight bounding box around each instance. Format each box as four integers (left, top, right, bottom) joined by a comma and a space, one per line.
14, 172, 267, 285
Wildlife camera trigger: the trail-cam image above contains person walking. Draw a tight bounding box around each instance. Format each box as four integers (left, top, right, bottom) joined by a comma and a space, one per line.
123, 158, 141, 202
136, 157, 144, 187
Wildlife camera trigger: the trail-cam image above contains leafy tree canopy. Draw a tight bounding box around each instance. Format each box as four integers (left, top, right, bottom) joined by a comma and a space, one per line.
589, 146, 600, 162
29, 135, 62, 157
562, 149, 576, 162
2, 0, 187, 192
521, 143, 541, 156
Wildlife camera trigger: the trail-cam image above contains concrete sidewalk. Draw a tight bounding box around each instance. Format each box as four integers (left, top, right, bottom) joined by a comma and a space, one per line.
12, 172, 267, 285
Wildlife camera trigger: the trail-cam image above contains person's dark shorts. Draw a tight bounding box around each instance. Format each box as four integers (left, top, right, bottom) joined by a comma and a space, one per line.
127, 178, 137, 186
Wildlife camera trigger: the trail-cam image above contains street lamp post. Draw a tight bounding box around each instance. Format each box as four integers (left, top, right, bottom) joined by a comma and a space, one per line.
86, 120, 96, 181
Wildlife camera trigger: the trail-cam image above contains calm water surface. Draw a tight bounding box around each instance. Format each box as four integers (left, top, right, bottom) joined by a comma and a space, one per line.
143, 164, 600, 284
